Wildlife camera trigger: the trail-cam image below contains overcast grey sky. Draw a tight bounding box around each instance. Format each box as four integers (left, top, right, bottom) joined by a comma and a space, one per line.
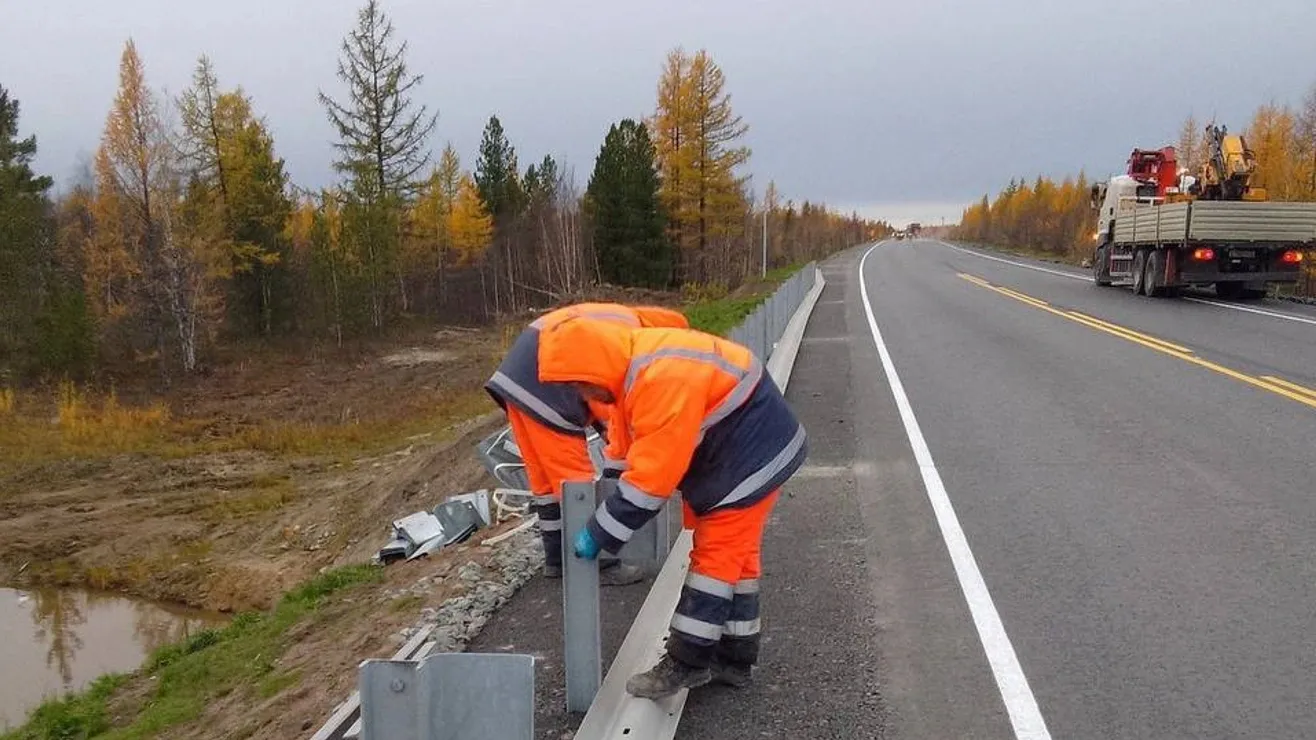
3, 0, 1314, 226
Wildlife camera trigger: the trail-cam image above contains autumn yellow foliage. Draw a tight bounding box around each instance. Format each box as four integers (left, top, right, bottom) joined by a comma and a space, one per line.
1244, 104, 1314, 202
956, 175, 1096, 259
448, 174, 494, 266
56, 381, 171, 448
651, 47, 751, 284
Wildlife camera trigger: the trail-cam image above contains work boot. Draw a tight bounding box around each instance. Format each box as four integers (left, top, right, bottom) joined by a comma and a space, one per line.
543, 561, 645, 586
710, 658, 753, 688
625, 654, 711, 699
600, 562, 645, 586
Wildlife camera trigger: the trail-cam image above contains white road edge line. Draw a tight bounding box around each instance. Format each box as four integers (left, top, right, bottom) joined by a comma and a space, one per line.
1181, 297, 1316, 326
940, 241, 1085, 281
859, 243, 1052, 740
942, 241, 1316, 327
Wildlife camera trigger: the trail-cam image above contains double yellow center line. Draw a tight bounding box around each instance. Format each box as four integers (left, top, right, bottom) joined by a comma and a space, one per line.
958, 273, 1316, 411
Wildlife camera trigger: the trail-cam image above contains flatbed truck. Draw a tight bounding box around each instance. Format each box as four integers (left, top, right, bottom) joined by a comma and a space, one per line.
1091, 177, 1316, 299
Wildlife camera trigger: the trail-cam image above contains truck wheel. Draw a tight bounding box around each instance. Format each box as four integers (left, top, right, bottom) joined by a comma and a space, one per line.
1093, 245, 1113, 286
1131, 250, 1147, 295
1144, 251, 1164, 298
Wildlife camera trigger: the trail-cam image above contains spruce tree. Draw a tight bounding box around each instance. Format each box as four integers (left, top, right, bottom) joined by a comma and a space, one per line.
0, 85, 94, 377
585, 119, 671, 288
474, 115, 523, 224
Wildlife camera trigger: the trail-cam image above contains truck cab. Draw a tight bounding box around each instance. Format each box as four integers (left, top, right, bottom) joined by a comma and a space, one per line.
1093, 175, 1148, 245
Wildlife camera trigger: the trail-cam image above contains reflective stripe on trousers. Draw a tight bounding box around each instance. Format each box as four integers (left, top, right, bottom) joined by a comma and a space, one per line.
535, 500, 563, 568
667, 491, 777, 668
670, 575, 762, 642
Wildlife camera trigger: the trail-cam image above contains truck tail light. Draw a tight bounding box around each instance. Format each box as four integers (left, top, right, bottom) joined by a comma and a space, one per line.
1192, 248, 1216, 261
1281, 250, 1303, 264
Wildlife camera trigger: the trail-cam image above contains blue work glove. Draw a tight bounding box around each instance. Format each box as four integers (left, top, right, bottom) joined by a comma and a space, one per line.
573, 526, 601, 560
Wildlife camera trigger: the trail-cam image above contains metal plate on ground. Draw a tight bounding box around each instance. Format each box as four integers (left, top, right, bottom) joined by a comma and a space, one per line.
393, 512, 444, 547
433, 500, 482, 545
358, 653, 534, 740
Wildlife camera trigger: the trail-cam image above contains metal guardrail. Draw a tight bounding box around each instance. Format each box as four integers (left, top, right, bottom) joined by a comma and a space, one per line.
728, 263, 818, 362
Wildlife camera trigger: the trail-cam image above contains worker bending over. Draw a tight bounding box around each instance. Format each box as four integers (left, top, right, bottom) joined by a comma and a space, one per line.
484, 302, 689, 586
536, 317, 807, 698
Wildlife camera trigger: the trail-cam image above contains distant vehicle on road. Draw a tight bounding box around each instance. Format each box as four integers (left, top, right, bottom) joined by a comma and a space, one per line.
1090, 129, 1316, 299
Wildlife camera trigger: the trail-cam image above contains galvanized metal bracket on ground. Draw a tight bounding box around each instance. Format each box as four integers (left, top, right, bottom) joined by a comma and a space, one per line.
574, 264, 828, 740
357, 653, 535, 740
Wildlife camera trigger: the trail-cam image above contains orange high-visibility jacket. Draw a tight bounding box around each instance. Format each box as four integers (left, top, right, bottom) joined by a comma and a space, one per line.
537, 319, 807, 553
484, 302, 688, 441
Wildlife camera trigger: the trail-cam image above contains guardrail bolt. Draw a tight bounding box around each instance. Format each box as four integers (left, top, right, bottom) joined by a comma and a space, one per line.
390, 678, 406, 693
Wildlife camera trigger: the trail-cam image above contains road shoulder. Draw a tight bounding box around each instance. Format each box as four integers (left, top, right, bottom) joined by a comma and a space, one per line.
679, 246, 1013, 739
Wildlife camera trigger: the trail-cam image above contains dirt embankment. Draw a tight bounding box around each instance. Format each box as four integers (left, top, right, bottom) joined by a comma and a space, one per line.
0, 276, 787, 614
0, 277, 792, 614
0, 323, 514, 613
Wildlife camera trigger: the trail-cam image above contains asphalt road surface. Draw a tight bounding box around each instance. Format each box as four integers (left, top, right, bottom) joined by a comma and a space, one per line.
679, 239, 1316, 740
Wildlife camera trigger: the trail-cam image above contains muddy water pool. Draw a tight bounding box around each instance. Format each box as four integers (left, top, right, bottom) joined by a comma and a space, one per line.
0, 586, 228, 729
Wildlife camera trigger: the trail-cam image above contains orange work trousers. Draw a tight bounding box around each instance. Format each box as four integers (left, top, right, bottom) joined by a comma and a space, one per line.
669, 490, 778, 668
505, 406, 597, 569
505, 405, 596, 499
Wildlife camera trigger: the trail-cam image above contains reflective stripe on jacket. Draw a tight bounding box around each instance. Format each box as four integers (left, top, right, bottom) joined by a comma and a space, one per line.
484, 303, 688, 435
537, 320, 807, 553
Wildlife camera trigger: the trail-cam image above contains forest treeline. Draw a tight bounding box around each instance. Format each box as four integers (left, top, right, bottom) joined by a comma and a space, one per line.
0, 0, 888, 382
954, 86, 1316, 274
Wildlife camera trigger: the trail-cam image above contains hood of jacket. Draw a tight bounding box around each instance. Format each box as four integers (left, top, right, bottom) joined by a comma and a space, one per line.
537, 316, 634, 401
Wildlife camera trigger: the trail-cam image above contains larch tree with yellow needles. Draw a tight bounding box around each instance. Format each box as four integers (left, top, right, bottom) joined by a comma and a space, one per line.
95, 39, 220, 375
178, 57, 293, 336
448, 174, 494, 267
406, 143, 462, 307
651, 47, 751, 285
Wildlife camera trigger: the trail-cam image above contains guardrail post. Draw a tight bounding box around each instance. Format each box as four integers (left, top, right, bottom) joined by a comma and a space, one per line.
757, 309, 768, 360
561, 480, 601, 713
